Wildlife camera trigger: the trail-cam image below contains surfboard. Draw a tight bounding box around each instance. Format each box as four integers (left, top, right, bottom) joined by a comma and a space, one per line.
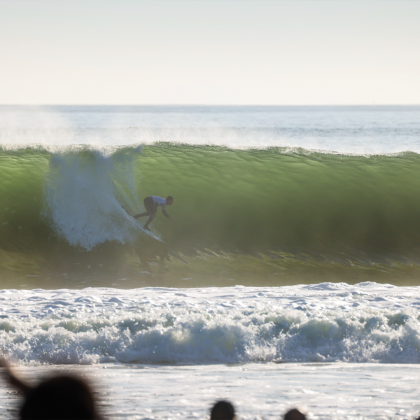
112, 180, 164, 242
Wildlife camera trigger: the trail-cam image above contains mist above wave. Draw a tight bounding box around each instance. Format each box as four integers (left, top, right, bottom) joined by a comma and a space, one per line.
1, 105, 420, 155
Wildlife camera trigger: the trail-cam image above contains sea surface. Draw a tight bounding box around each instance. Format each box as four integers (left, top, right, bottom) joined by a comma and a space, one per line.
1, 105, 420, 419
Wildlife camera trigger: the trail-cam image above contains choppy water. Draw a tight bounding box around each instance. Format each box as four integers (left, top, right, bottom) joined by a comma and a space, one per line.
2, 282, 420, 419
1, 283, 420, 365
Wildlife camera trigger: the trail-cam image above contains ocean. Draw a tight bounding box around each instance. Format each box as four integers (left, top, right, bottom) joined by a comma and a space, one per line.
1, 105, 420, 419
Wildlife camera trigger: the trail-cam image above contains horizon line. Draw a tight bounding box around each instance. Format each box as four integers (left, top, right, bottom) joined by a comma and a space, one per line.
0, 104, 419, 107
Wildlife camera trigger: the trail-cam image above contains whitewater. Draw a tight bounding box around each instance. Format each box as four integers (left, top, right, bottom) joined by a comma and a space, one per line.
1, 105, 420, 419
2, 282, 420, 365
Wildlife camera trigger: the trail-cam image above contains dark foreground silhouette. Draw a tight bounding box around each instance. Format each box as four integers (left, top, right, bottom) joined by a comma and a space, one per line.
0, 359, 100, 420
211, 400, 236, 420
284, 408, 307, 420
0, 358, 310, 420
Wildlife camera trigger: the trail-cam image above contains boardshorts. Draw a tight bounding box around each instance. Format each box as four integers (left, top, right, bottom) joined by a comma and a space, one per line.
144, 196, 158, 215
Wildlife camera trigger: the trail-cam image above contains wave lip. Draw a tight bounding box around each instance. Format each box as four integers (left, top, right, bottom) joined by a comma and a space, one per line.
1, 283, 420, 365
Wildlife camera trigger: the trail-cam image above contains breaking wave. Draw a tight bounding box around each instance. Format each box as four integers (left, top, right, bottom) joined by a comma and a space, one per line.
2, 144, 420, 285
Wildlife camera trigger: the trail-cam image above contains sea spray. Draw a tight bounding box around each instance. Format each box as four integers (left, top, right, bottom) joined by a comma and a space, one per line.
43, 147, 144, 249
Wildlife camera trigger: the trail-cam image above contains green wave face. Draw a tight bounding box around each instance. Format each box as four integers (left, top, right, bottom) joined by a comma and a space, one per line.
0, 148, 49, 240
2, 144, 420, 287
146, 145, 420, 255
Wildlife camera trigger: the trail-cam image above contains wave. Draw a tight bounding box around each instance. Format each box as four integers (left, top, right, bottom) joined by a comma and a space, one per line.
1, 284, 420, 365
2, 144, 420, 286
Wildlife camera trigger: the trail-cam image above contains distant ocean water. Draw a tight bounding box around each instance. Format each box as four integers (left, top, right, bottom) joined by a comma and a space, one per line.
1, 105, 420, 419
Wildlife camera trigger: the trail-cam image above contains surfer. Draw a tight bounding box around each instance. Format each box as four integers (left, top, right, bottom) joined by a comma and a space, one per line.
134, 196, 174, 230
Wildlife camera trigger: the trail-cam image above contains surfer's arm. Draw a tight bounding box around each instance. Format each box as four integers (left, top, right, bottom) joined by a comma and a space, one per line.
162, 209, 174, 221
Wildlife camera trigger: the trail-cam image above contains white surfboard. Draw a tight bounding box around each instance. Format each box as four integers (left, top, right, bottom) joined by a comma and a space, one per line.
112, 180, 164, 242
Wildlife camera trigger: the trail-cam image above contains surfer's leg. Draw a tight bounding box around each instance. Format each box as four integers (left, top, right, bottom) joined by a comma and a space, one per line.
143, 210, 157, 230
136, 196, 154, 219
144, 211, 157, 230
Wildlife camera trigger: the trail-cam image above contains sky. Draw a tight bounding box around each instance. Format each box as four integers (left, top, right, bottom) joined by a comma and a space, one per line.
0, 0, 419, 105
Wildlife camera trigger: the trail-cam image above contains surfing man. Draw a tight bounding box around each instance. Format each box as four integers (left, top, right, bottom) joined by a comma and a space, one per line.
134, 196, 174, 230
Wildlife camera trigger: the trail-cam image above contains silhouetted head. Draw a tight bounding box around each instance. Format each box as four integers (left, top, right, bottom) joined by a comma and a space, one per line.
20, 375, 97, 420
284, 408, 306, 420
210, 400, 235, 420
166, 196, 174, 205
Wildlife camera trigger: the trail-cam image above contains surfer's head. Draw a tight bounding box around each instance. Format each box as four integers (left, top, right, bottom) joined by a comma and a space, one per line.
166, 196, 174, 205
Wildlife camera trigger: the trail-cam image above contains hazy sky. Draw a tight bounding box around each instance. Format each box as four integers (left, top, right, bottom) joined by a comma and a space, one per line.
1, 0, 419, 105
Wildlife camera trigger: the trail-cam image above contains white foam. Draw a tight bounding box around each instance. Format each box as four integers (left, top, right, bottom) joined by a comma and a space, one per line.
2, 283, 420, 365
42, 145, 155, 249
